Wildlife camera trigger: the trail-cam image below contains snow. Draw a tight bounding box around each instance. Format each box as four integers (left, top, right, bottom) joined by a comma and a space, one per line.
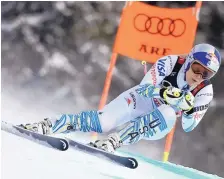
2, 130, 222, 179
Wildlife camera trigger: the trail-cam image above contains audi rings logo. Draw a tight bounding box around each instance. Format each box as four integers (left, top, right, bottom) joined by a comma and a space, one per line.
133, 14, 186, 37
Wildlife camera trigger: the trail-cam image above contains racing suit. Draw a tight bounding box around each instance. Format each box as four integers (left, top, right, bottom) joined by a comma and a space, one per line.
51, 55, 213, 145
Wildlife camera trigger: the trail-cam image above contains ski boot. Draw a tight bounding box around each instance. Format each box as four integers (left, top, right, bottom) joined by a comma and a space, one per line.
89, 133, 122, 153
18, 118, 53, 135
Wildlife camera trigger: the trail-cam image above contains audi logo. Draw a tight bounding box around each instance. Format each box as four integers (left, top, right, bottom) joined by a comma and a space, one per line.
133, 14, 186, 37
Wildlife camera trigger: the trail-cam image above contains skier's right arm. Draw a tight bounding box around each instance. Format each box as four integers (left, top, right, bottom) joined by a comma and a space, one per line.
136, 55, 175, 98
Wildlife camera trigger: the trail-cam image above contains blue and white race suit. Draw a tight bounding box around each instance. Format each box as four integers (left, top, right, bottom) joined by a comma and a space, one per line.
95, 55, 213, 144
52, 55, 213, 145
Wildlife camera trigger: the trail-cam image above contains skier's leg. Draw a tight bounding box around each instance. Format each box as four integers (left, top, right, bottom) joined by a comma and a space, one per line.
97, 85, 154, 133
20, 110, 103, 135
21, 85, 152, 135
119, 104, 177, 145
92, 104, 177, 152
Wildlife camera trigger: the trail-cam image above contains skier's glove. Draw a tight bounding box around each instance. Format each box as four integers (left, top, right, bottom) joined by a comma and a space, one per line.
179, 91, 195, 112
160, 87, 195, 111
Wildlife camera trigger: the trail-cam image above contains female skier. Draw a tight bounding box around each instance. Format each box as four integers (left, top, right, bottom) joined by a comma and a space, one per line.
20, 43, 221, 153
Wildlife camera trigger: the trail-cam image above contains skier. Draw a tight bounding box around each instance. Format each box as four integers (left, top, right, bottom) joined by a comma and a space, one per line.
20, 43, 221, 153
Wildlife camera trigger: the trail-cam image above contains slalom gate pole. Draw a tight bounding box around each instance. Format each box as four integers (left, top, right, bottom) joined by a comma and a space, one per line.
92, 52, 118, 140
98, 52, 118, 110
163, 121, 177, 162
142, 61, 147, 75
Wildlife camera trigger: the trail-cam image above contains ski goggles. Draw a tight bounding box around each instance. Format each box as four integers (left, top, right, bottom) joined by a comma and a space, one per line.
190, 61, 215, 79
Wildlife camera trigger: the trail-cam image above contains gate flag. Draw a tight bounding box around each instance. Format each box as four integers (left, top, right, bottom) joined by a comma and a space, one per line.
113, 2, 201, 63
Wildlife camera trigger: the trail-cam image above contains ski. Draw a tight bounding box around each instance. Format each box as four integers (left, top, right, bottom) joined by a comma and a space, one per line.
1, 121, 69, 151
2, 121, 138, 168
67, 138, 138, 169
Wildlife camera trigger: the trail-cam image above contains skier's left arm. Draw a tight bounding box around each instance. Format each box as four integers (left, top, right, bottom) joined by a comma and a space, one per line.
181, 85, 213, 132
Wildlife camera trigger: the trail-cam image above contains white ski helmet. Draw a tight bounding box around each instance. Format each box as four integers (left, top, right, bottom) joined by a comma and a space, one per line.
185, 43, 221, 77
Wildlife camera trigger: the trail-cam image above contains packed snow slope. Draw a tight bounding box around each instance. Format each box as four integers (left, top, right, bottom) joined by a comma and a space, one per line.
2, 129, 223, 179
